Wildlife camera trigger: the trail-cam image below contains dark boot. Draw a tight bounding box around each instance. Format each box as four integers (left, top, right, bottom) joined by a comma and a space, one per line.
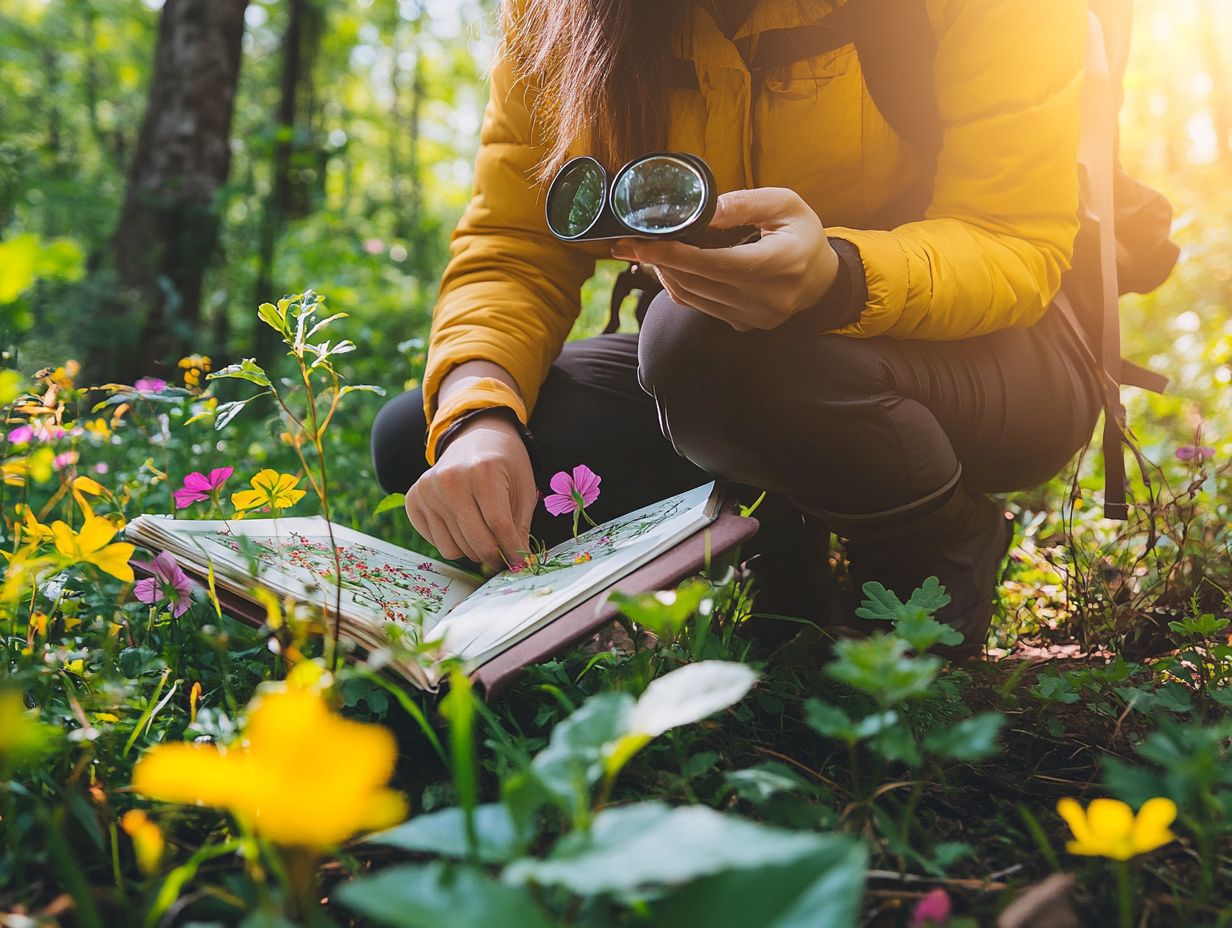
826, 485, 1014, 658
736, 495, 834, 650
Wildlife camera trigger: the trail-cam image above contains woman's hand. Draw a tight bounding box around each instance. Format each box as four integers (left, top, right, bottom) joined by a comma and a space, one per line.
405, 412, 537, 571
610, 187, 840, 332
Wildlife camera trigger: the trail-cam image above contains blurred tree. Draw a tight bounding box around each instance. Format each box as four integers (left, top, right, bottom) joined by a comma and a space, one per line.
251, 0, 326, 366
95, 0, 249, 381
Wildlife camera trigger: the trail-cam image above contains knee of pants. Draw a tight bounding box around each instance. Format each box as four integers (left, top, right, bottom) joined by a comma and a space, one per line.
638, 292, 897, 473
370, 388, 429, 494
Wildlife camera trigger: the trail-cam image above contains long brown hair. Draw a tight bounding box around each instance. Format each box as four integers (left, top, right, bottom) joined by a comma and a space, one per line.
501, 0, 692, 181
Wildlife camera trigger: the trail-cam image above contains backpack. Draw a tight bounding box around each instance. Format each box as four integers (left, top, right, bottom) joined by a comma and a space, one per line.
635, 0, 1180, 519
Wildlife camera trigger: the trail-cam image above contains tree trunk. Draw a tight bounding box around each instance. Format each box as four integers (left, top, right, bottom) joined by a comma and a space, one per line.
97, 0, 248, 382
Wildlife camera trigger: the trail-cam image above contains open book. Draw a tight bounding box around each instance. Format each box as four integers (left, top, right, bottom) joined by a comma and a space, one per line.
125, 483, 722, 691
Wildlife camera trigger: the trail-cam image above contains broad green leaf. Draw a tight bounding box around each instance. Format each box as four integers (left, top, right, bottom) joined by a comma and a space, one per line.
724, 762, 813, 803
503, 802, 829, 895
368, 804, 522, 864
855, 577, 950, 623
625, 661, 757, 738
337, 862, 553, 928
923, 712, 1005, 762
651, 835, 868, 928
257, 301, 289, 335
373, 492, 406, 516
610, 579, 712, 639
206, 358, 270, 387
530, 692, 633, 809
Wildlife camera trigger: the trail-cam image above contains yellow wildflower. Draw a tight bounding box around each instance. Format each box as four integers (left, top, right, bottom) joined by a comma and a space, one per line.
1056, 797, 1178, 861
120, 810, 164, 876
51, 516, 135, 582
189, 682, 203, 723
178, 354, 212, 390
28, 611, 47, 636
71, 475, 107, 519
64, 658, 85, 676
83, 418, 112, 439
132, 685, 406, 849
15, 504, 53, 546
231, 469, 307, 513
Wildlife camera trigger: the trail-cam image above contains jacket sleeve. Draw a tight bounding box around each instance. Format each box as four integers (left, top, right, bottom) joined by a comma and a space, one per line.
827, 0, 1085, 339
422, 48, 597, 430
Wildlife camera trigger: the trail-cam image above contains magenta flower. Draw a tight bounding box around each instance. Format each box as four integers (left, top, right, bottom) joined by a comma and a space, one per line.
544, 465, 602, 539
544, 465, 601, 516
7, 425, 32, 445
910, 888, 951, 928
134, 552, 194, 617
52, 451, 78, 471
174, 466, 234, 509
134, 377, 168, 394
1175, 445, 1216, 463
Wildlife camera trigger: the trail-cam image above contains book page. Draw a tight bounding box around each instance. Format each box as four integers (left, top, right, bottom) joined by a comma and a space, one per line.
125, 516, 481, 643
429, 483, 718, 667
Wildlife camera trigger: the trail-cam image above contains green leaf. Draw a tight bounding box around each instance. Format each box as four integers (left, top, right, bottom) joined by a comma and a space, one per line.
530, 692, 633, 809
212, 393, 270, 430
368, 804, 522, 864
724, 763, 813, 804
257, 301, 289, 336
625, 661, 757, 738
373, 492, 406, 516
893, 612, 964, 652
869, 726, 922, 766
206, 358, 270, 387
338, 383, 386, 399
923, 712, 1005, 761
337, 862, 554, 928
855, 578, 950, 627
805, 701, 898, 744
610, 579, 712, 639
1167, 613, 1229, 638
651, 838, 868, 928
503, 802, 833, 895
826, 634, 941, 706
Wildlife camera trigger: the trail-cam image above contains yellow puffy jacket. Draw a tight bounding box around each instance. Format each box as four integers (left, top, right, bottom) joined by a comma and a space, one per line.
424, 0, 1085, 460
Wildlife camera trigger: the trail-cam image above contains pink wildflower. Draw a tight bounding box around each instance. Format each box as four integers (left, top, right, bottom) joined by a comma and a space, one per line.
133, 552, 194, 618
173, 466, 234, 509
543, 465, 601, 517
93, 462, 109, 475
7, 425, 32, 445
363, 238, 386, 255
134, 377, 168, 394
1175, 445, 1216, 463
52, 451, 78, 471
910, 888, 952, 928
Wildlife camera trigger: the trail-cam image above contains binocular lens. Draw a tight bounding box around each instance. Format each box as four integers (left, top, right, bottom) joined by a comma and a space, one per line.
612, 156, 705, 234
547, 158, 605, 238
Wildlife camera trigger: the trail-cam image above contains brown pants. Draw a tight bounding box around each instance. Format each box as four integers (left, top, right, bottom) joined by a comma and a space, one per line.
371, 293, 1100, 541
